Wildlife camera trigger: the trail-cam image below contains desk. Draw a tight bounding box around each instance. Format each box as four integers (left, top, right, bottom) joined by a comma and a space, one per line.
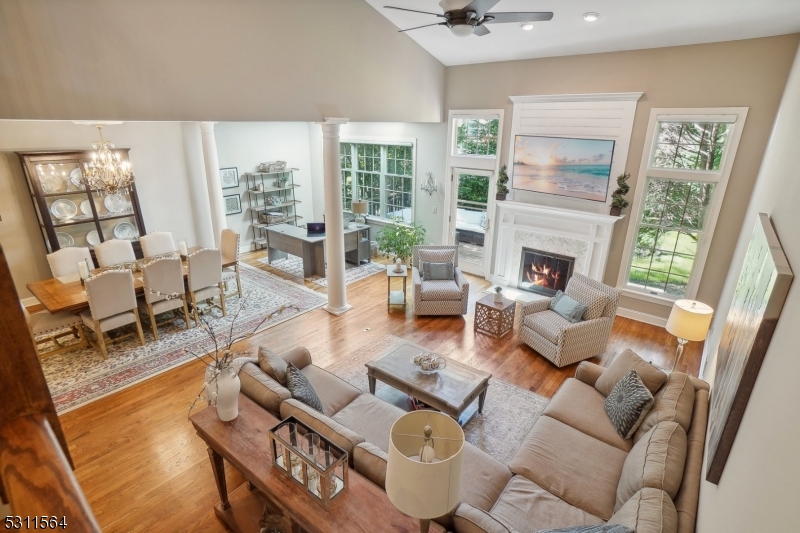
265, 224, 370, 278
27, 247, 236, 315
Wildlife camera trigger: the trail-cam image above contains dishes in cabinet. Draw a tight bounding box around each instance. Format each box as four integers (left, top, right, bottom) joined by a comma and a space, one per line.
40, 175, 64, 194
80, 200, 93, 216
50, 199, 78, 220
56, 232, 74, 248
113, 222, 137, 240
86, 230, 101, 247
69, 168, 84, 189
104, 193, 128, 213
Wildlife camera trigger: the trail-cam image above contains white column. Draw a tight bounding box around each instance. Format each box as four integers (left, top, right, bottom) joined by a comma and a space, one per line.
200, 121, 227, 247
182, 122, 215, 248
318, 118, 351, 315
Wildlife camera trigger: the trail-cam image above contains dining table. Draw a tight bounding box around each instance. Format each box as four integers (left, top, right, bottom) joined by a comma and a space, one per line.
27, 247, 236, 315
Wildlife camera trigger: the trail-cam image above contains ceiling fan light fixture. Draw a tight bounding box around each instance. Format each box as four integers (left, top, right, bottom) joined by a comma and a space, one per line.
583, 12, 600, 22
450, 24, 474, 37
520, 22, 535, 31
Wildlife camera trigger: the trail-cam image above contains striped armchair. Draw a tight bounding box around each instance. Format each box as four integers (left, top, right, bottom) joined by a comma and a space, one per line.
519, 273, 621, 367
412, 245, 469, 316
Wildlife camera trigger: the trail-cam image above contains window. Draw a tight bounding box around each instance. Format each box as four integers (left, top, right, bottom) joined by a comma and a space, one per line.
620, 111, 746, 301
453, 118, 499, 156
340, 142, 415, 223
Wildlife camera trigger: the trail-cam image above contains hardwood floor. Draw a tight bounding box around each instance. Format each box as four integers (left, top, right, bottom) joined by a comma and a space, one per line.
59, 251, 703, 532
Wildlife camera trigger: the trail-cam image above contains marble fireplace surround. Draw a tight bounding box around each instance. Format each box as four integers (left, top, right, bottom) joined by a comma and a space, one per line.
490, 201, 624, 291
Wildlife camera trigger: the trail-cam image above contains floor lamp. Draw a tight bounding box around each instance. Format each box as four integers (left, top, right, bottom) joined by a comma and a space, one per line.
666, 299, 713, 373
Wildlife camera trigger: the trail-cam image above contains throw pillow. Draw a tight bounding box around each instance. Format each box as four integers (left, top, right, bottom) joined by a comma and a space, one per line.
565, 278, 610, 321
285, 363, 324, 413
422, 261, 454, 281
536, 525, 634, 533
595, 349, 667, 397
604, 370, 654, 439
549, 290, 589, 323
258, 347, 288, 385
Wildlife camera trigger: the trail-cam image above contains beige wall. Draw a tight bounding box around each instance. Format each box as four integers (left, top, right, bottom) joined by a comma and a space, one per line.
0, 0, 445, 123
696, 40, 800, 531
445, 34, 800, 318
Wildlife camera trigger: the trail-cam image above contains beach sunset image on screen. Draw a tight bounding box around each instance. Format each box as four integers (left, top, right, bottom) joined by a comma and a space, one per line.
512, 135, 615, 202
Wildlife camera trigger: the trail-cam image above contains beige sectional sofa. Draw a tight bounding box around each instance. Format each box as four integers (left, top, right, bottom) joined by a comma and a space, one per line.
239, 346, 709, 533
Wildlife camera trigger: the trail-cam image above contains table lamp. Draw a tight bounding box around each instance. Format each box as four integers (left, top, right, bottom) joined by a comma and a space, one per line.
351, 200, 368, 225
386, 411, 464, 533
666, 299, 714, 372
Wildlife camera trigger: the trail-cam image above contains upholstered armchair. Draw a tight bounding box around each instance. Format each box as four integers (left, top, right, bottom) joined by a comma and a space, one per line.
411, 245, 469, 316
519, 273, 621, 367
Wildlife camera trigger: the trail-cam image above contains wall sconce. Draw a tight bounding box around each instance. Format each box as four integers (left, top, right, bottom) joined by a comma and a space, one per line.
420, 172, 437, 195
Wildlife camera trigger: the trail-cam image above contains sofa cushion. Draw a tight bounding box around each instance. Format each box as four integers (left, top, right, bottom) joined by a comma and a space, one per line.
239, 362, 290, 417
604, 370, 654, 439
543, 378, 632, 452
523, 310, 570, 344
258, 346, 288, 384
331, 394, 405, 452
609, 488, 678, 533
353, 442, 388, 490
279, 399, 364, 463
300, 364, 361, 416
595, 349, 667, 397
616, 422, 687, 512
453, 503, 518, 533
421, 279, 463, 301
537, 526, 633, 533
285, 363, 323, 413
634, 372, 695, 443
490, 476, 605, 533
550, 291, 589, 323
460, 443, 513, 514
565, 278, 609, 321
508, 415, 627, 520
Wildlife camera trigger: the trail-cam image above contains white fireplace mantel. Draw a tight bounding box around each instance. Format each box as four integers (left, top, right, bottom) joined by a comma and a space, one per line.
490, 201, 624, 288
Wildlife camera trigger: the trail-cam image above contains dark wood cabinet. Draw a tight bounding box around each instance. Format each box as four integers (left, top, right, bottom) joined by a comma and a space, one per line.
16, 150, 147, 260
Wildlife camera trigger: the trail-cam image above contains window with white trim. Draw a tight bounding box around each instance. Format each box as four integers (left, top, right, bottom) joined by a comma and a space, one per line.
453, 118, 499, 157
340, 142, 414, 223
621, 113, 745, 300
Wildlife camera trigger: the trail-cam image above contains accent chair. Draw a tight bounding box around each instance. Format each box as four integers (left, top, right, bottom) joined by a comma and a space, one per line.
186, 248, 227, 326
138, 257, 192, 340
23, 305, 87, 358
411, 245, 469, 316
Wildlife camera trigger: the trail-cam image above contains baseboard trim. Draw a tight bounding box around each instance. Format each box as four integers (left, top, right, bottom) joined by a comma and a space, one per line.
616, 307, 668, 327
20, 296, 39, 308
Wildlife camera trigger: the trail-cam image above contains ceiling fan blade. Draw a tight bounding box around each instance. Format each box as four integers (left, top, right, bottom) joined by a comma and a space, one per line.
398, 22, 447, 32
461, 0, 500, 18
482, 11, 554, 23
473, 24, 491, 36
384, 6, 445, 17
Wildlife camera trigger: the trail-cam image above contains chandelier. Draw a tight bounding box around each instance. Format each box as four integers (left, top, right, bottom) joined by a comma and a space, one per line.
80, 125, 134, 195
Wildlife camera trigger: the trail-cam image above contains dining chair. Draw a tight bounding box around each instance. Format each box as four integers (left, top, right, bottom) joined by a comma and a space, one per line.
140, 231, 177, 258
23, 305, 88, 358
46, 247, 95, 278
138, 257, 192, 340
80, 270, 146, 359
220, 229, 243, 299
94, 239, 136, 267
186, 248, 226, 326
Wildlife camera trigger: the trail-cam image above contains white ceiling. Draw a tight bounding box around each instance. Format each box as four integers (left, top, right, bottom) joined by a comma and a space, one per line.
364, 0, 800, 66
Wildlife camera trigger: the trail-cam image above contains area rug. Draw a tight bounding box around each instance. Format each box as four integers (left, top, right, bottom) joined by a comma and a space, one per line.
42, 265, 326, 414
259, 254, 385, 287
325, 335, 549, 463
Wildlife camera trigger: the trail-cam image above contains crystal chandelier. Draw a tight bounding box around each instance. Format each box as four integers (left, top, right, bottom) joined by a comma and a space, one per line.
80, 125, 134, 195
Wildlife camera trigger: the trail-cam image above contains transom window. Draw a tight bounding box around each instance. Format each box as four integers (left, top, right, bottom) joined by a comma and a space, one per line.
340, 142, 415, 223
453, 118, 499, 157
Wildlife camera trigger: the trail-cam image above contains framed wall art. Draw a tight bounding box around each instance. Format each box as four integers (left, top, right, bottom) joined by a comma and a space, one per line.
223, 194, 242, 215
220, 167, 239, 189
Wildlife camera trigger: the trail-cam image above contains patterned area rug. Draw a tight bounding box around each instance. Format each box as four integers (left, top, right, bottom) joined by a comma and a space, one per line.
326, 335, 549, 463
42, 265, 326, 414
258, 254, 386, 287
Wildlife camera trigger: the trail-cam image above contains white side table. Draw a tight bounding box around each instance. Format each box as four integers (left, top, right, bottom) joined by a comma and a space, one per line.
386, 264, 408, 310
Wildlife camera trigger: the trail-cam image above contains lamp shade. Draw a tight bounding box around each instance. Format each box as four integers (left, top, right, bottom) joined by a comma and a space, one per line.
386, 411, 464, 520
351, 200, 368, 215
666, 299, 714, 341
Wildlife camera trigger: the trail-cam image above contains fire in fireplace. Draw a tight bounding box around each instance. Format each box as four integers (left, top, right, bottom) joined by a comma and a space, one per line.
517, 248, 575, 296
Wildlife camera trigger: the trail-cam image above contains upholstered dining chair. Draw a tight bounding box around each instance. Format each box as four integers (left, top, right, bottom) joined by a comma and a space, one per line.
80, 270, 146, 359
94, 239, 136, 267
140, 231, 177, 258
519, 273, 621, 368
186, 248, 227, 326
138, 257, 192, 340
220, 229, 242, 298
46, 247, 95, 278
23, 305, 87, 358
411, 245, 469, 316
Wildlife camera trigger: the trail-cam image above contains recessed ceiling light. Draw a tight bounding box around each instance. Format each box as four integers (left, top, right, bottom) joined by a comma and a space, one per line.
520, 22, 535, 31
583, 12, 600, 22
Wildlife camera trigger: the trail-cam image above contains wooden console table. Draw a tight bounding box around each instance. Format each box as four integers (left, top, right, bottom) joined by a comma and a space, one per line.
190, 393, 442, 533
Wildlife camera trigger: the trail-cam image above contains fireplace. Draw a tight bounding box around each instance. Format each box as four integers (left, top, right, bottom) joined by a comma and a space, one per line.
517, 247, 575, 296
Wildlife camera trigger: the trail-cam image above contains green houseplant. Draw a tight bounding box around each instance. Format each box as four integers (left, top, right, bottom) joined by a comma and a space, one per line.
610, 173, 631, 216
496, 164, 510, 201
375, 219, 426, 265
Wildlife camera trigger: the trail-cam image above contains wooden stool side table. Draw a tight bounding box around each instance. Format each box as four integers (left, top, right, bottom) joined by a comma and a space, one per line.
475, 294, 516, 338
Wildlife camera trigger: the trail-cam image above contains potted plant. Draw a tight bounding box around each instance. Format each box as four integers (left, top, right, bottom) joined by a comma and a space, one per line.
610, 173, 631, 216
375, 219, 426, 267
496, 164, 510, 201
494, 286, 504, 303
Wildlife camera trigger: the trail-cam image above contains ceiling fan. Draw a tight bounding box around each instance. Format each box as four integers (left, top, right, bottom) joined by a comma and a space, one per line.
385, 0, 553, 37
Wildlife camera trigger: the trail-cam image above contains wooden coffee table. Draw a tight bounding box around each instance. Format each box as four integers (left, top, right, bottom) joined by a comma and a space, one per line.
365, 340, 492, 425
190, 393, 442, 533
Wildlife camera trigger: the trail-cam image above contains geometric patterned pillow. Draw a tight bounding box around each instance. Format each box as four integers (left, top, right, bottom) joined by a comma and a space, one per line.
565, 279, 609, 320
285, 362, 324, 413
536, 525, 634, 533
604, 370, 654, 440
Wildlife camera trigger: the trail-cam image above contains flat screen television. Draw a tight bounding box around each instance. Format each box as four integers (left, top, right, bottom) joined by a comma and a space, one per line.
511, 135, 616, 202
